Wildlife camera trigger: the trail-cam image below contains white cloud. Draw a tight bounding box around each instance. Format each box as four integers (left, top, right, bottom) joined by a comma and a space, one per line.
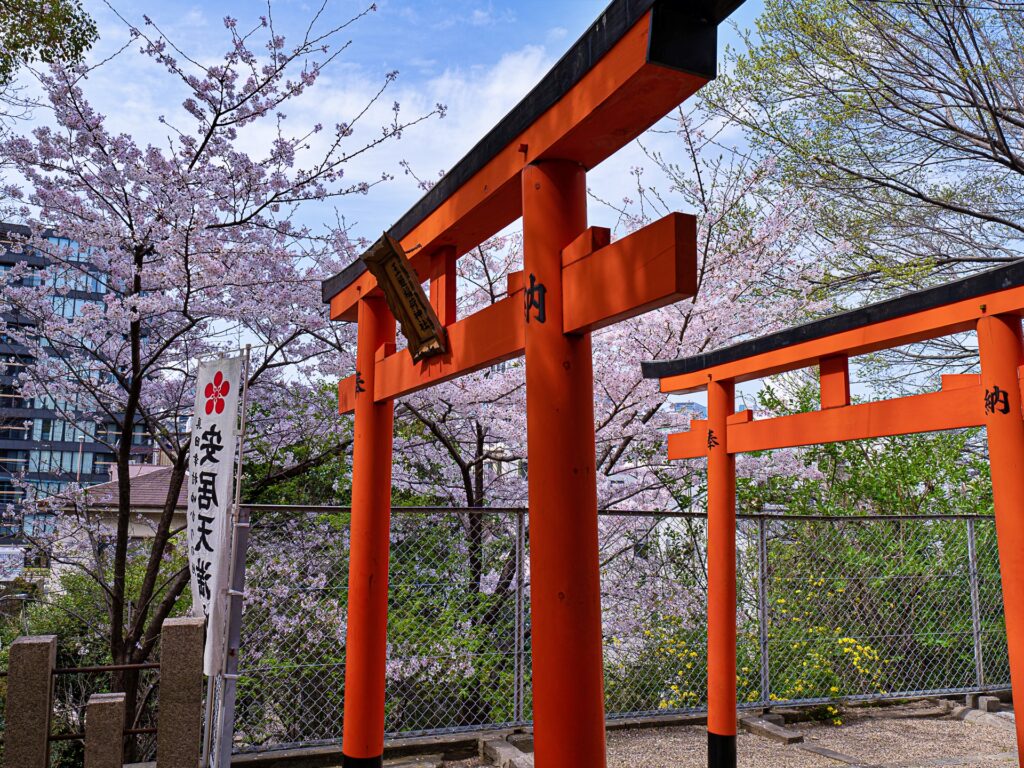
546, 26, 568, 43
430, 3, 516, 31
8, 1, 705, 253
277, 42, 555, 236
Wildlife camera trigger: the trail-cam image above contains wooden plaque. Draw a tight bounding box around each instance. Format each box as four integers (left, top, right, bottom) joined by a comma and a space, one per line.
362, 233, 448, 362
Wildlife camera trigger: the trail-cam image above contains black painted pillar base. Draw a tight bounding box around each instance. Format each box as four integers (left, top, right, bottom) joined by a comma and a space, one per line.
708, 731, 736, 768
342, 754, 383, 768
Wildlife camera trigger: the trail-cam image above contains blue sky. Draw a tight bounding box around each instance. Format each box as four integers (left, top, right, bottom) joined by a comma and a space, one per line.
50, 0, 764, 243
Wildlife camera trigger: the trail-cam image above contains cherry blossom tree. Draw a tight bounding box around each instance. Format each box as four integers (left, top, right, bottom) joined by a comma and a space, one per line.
0, 2, 441, 746
378, 106, 831, 718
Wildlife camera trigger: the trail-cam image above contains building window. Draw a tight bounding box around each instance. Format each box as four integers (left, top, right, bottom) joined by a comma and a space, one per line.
0, 450, 28, 472
27, 449, 94, 476
0, 419, 30, 440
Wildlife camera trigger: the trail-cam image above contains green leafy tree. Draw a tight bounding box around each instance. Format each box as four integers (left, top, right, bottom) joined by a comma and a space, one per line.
734, 380, 998, 705
739, 381, 992, 518
0, 0, 97, 124
0, 0, 97, 84
705, 0, 1024, 297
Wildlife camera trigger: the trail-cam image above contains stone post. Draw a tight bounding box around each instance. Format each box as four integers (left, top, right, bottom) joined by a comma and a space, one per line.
158, 616, 206, 768
84, 693, 125, 768
3, 635, 56, 768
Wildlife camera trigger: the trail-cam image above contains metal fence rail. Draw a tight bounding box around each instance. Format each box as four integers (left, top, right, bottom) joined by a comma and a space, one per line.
233, 507, 1008, 753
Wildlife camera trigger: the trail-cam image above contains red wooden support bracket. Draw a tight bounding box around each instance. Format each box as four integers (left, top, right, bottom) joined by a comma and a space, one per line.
561, 227, 611, 269
727, 410, 753, 425
374, 296, 525, 401
562, 213, 696, 335
338, 375, 356, 415
667, 418, 709, 460
429, 246, 457, 327
507, 270, 525, 296
942, 373, 981, 390
819, 355, 850, 409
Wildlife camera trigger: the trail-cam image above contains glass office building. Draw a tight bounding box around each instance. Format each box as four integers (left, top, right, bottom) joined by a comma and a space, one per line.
0, 223, 153, 530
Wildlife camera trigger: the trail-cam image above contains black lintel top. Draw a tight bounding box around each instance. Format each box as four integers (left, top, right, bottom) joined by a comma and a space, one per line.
641, 260, 1024, 380
321, 0, 746, 305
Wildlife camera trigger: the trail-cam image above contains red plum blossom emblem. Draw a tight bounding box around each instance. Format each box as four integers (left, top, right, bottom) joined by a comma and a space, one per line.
204, 371, 231, 415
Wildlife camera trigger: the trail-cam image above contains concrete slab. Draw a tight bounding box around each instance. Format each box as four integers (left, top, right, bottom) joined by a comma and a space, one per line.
978, 697, 1002, 713
505, 734, 534, 753
793, 743, 867, 765
481, 738, 524, 767
740, 716, 805, 745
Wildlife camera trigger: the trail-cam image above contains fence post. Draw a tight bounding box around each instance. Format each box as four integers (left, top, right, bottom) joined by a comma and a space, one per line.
2, 634, 56, 768
966, 517, 985, 689
513, 508, 526, 724
84, 692, 125, 768
159, 616, 206, 768
756, 517, 771, 707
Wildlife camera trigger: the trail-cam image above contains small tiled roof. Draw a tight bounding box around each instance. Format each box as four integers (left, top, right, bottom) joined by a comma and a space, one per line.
84, 467, 187, 510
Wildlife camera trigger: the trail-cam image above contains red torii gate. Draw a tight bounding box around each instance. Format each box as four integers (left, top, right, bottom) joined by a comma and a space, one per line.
643, 262, 1024, 768
321, 2, 745, 766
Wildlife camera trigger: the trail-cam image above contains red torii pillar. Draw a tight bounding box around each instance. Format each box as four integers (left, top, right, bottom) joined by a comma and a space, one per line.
341, 297, 396, 767
522, 161, 607, 764
977, 313, 1024, 755
705, 378, 736, 766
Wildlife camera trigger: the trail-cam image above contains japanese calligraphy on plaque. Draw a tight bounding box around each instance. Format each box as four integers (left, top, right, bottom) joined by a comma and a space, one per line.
362, 232, 448, 362
187, 355, 243, 675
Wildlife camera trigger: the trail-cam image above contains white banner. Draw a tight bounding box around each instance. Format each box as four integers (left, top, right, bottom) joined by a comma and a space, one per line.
187, 355, 243, 675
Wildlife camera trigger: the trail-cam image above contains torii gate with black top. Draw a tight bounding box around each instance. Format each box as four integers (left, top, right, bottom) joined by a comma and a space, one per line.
642, 261, 1024, 768
321, 2, 746, 766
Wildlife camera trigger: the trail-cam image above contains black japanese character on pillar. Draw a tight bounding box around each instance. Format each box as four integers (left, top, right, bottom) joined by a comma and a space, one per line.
707, 429, 719, 449
524, 273, 547, 324
985, 386, 1011, 415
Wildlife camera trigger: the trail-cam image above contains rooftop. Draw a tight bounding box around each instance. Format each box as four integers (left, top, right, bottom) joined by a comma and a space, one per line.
82, 466, 186, 510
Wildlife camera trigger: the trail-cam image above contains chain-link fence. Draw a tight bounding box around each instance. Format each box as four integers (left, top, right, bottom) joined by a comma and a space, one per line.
233, 507, 1008, 753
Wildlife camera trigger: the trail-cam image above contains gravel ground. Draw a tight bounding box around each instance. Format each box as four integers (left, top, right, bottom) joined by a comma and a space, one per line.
605, 726, 838, 768
795, 711, 1016, 767
443, 705, 1018, 767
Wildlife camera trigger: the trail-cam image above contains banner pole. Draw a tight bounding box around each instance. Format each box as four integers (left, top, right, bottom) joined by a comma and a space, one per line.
201, 675, 216, 765
212, 345, 253, 767
201, 674, 216, 766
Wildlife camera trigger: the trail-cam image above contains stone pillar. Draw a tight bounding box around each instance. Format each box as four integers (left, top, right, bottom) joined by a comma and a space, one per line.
3, 635, 56, 768
158, 616, 206, 768
84, 693, 125, 768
